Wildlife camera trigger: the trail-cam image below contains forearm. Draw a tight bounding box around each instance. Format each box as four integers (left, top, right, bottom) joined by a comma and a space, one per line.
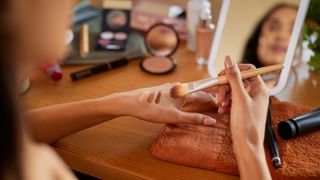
25, 94, 124, 144
233, 139, 271, 180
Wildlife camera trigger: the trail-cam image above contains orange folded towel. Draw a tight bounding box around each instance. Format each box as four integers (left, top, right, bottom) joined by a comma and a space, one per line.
151, 99, 320, 179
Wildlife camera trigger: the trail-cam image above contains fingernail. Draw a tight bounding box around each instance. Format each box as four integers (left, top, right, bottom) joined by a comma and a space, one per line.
224, 56, 234, 68
214, 98, 219, 105
203, 118, 216, 126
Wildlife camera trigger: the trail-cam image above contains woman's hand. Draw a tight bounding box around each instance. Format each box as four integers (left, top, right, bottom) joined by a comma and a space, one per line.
212, 56, 271, 180
110, 83, 218, 126
27, 80, 218, 144
214, 56, 269, 145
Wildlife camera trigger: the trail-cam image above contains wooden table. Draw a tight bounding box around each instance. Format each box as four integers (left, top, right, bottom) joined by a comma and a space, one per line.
23, 43, 320, 179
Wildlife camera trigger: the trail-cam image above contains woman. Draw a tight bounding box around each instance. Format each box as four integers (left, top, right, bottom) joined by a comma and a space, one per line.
242, 3, 298, 68
0, 0, 270, 179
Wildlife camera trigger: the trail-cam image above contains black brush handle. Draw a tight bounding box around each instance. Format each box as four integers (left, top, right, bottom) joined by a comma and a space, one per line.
70, 58, 128, 81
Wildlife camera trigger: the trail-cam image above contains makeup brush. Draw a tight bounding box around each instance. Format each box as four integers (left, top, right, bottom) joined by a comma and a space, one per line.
79, 24, 89, 58
170, 64, 283, 98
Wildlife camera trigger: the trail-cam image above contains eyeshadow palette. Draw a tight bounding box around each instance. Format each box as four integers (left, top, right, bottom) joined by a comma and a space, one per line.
98, 31, 128, 51
98, 0, 132, 51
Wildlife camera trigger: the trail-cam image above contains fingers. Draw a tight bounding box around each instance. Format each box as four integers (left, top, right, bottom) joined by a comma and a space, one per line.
177, 111, 217, 126
218, 92, 231, 114
208, 56, 270, 114
179, 92, 218, 112
224, 56, 249, 100
209, 62, 255, 105
216, 84, 230, 105
250, 75, 269, 101
218, 63, 256, 76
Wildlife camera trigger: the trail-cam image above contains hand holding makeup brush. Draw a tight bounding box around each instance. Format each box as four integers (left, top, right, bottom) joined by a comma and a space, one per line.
208, 56, 271, 180
207, 64, 256, 114
112, 83, 218, 126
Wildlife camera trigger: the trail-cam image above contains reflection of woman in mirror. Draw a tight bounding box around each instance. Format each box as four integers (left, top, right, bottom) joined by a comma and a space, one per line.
242, 3, 297, 87
242, 3, 298, 67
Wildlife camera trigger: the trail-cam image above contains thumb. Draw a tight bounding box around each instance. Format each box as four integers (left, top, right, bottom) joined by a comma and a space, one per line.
224, 56, 248, 98
177, 111, 216, 126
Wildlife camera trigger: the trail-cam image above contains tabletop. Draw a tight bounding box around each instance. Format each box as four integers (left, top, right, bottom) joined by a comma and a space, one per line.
23, 43, 320, 179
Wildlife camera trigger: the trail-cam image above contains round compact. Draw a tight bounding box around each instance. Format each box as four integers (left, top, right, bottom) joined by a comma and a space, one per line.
140, 23, 179, 75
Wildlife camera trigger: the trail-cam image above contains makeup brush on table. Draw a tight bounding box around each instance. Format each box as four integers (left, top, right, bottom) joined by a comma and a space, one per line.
170, 64, 283, 98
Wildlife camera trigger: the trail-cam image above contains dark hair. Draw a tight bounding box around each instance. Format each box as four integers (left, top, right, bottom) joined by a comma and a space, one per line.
0, 1, 23, 179
241, 3, 298, 68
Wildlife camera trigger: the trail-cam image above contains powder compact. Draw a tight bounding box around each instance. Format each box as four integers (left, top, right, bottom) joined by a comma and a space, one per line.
140, 23, 179, 75
98, 0, 132, 51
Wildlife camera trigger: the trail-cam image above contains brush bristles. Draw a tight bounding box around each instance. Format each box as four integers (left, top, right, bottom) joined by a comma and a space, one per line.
170, 83, 189, 98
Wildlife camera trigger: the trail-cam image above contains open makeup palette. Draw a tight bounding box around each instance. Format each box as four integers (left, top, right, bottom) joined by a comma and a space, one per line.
140, 23, 180, 75
98, 0, 132, 51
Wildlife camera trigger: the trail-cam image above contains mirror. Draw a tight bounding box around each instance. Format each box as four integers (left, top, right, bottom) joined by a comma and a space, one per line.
107, 10, 127, 29
146, 23, 179, 57
208, 0, 309, 95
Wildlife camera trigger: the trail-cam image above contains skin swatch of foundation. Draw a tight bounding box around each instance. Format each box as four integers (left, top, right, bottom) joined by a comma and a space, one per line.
138, 92, 147, 103
147, 91, 156, 103
138, 91, 162, 104
155, 91, 161, 104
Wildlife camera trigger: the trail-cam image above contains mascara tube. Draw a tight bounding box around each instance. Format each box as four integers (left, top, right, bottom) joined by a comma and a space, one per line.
70, 58, 128, 81
278, 108, 320, 140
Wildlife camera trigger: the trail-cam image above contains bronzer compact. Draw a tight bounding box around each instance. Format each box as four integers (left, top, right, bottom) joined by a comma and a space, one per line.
140, 23, 179, 75
98, 0, 132, 51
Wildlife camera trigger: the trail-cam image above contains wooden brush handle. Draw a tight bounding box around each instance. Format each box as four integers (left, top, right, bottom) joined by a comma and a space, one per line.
218, 64, 283, 85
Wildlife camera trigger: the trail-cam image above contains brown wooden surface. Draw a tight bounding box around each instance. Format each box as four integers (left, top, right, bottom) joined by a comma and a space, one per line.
23, 43, 320, 179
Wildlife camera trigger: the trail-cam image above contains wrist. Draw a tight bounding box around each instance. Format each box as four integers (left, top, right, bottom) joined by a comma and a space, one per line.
232, 127, 265, 149
233, 137, 264, 154
233, 140, 271, 180
232, 132, 265, 160
233, 137, 266, 169
98, 92, 137, 117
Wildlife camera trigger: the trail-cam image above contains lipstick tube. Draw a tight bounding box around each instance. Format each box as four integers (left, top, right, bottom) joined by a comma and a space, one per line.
41, 63, 63, 81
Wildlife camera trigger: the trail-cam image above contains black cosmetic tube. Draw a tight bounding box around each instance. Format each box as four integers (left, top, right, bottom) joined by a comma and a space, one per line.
278, 108, 320, 140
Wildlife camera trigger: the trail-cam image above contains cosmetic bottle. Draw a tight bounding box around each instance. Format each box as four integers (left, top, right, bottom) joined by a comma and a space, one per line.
187, 0, 210, 52
278, 108, 320, 140
196, 8, 215, 65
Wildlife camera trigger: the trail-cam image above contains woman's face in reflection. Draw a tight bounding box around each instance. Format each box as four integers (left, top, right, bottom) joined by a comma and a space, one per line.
257, 7, 297, 66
